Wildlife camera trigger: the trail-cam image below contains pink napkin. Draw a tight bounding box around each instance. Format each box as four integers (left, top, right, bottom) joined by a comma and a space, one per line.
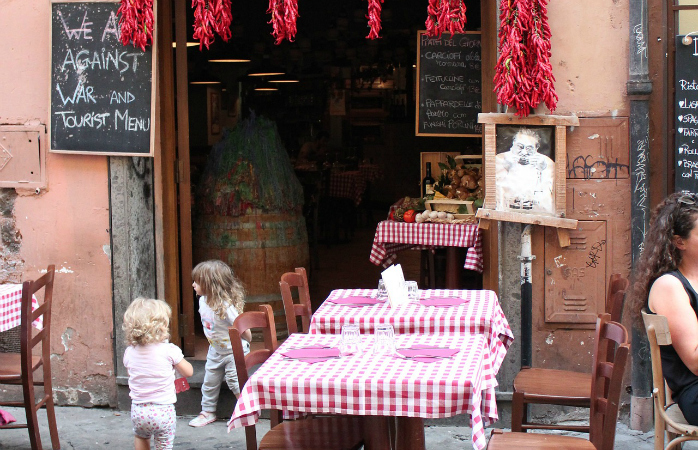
0, 409, 16, 425
280, 347, 340, 363
326, 296, 383, 306
420, 297, 467, 307
397, 345, 459, 359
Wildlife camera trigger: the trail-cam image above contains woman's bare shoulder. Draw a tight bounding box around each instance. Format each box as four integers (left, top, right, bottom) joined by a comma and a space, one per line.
649, 273, 690, 313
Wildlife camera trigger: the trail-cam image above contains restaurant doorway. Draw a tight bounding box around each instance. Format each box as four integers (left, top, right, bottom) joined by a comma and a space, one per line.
171, 0, 496, 358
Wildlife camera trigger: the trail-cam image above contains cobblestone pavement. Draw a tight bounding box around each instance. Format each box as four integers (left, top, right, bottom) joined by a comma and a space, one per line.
0, 405, 662, 449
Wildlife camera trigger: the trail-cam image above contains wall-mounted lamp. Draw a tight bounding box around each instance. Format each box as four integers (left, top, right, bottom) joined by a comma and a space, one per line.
682, 31, 698, 45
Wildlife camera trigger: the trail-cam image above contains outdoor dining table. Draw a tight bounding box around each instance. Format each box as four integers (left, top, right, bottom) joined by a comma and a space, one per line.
309, 288, 513, 372
227, 332, 500, 450
370, 221, 483, 290
0, 284, 42, 332
328, 170, 367, 206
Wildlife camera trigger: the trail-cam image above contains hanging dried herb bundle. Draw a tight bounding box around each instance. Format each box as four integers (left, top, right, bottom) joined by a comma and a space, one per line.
425, 0, 467, 39
192, 0, 233, 50
493, 0, 557, 117
267, 0, 299, 45
118, 0, 154, 51
366, 0, 384, 40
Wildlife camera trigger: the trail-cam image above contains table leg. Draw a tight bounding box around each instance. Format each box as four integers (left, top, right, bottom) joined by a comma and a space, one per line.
362, 416, 392, 450
394, 417, 425, 450
445, 247, 460, 289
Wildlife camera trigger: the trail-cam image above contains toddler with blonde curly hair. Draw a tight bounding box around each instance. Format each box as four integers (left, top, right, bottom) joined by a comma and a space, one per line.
123, 298, 193, 450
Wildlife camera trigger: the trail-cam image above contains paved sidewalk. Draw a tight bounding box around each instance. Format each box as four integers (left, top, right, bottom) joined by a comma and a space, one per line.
0, 405, 659, 449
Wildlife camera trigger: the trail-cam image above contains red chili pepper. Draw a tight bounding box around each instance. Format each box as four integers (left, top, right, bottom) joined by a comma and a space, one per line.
365, 0, 384, 40
118, 0, 154, 51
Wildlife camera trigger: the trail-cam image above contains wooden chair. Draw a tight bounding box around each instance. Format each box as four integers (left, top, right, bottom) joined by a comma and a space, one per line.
279, 268, 312, 334
0, 265, 60, 450
642, 310, 698, 450
489, 315, 630, 450
510, 273, 629, 433
229, 304, 363, 450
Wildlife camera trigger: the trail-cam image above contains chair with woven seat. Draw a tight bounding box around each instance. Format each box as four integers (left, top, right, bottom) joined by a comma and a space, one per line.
229, 304, 363, 450
0, 265, 60, 450
510, 273, 629, 433
642, 310, 698, 450
489, 314, 630, 450
280, 267, 312, 334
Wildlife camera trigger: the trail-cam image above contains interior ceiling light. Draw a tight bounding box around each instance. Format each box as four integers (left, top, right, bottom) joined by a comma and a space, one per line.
172, 42, 198, 48
209, 58, 251, 63
190, 80, 222, 85
248, 70, 285, 77
254, 85, 279, 92
268, 78, 299, 83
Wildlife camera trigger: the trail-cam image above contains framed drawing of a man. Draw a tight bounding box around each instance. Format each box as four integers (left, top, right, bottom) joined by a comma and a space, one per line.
476, 113, 579, 230
496, 126, 554, 214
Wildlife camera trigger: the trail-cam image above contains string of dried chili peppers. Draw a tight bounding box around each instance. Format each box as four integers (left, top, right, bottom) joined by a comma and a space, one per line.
268, 0, 286, 45
117, 0, 154, 51
493, 0, 557, 117
283, 0, 299, 42
366, 0, 384, 40
424, 0, 467, 39
192, 0, 233, 50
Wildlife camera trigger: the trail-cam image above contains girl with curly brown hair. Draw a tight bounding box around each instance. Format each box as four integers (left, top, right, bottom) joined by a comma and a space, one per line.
635, 191, 698, 424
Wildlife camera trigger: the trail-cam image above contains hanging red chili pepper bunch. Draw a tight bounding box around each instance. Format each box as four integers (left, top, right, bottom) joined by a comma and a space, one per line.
366, 0, 384, 40
424, 0, 467, 39
267, 0, 299, 45
493, 0, 557, 117
192, 0, 234, 50
117, 0, 154, 51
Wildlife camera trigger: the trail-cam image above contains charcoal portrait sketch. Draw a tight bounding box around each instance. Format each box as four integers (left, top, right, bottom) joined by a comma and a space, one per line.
495, 126, 555, 214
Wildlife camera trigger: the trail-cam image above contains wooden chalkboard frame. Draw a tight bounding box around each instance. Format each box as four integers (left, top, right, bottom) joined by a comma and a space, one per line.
475, 113, 579, 230
415, 30, 482, 138
49, 0, 157, 156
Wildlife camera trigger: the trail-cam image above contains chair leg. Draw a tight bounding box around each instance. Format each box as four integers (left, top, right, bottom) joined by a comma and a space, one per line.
511, 391, 525, 432
245, 425, 258, 450
22, 380, 42, 450
45, 395, 60, 450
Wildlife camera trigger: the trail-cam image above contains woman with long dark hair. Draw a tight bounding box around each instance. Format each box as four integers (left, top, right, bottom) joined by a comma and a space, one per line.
634, 191, 698, 424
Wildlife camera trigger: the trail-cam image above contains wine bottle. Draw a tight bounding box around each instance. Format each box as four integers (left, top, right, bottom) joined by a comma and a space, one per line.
422, 162, 435, 197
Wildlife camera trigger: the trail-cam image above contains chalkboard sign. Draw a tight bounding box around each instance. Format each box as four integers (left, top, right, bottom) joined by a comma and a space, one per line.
675, 35, 698, 191
50, 2, 155, 156
416, 31, 482, 137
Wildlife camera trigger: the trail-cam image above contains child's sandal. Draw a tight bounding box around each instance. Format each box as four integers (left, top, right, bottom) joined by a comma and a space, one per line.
188, 411, 216, 427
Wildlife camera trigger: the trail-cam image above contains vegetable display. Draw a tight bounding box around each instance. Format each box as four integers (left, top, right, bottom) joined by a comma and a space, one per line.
493, 0, 557, 117
117, 0, 154, 51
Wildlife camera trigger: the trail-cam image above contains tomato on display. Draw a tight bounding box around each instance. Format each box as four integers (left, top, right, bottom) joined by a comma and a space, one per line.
403, 210, 417, 223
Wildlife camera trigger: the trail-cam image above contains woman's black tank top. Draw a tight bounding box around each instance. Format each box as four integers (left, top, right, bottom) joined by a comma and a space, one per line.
649, 270, 698, 397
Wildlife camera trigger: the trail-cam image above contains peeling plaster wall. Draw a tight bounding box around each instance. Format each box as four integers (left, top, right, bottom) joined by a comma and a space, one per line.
0, 0, 115, 406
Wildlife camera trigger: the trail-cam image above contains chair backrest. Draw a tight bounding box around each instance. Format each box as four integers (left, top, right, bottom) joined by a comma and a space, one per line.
229, 304, 279, 450
588, 313, 630, 450
642, 310, 672, 412
20, 265, 56, 379
279, 267, 312, 334
606, 273, 629, 323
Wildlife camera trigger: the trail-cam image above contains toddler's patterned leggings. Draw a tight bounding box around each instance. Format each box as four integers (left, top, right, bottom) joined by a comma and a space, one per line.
131, 402, 176, 450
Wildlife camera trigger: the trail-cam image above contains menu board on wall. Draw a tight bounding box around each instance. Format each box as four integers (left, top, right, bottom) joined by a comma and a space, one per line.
50, 1, 155, 156
675, 35, 698, 191
415, 31, 482, 137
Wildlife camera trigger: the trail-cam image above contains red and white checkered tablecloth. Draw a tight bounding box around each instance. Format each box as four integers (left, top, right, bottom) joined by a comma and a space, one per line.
309, 288, 513, 373
0, 284, 42, 332
370, 220, 484, 273
328, 170, 366, 206
358, 164, 384, 183
228, 333, 498, 450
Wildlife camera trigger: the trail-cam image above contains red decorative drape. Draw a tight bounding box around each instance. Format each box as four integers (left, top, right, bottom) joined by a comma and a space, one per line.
493, 0, 557, 117
117, 0, 154, 51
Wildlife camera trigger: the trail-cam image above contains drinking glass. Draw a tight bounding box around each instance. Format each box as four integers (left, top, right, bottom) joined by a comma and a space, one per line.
339, 324, 362, 357
377, 279, 387, 299
373, 324, 396, 356
406, 281, 419, 301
